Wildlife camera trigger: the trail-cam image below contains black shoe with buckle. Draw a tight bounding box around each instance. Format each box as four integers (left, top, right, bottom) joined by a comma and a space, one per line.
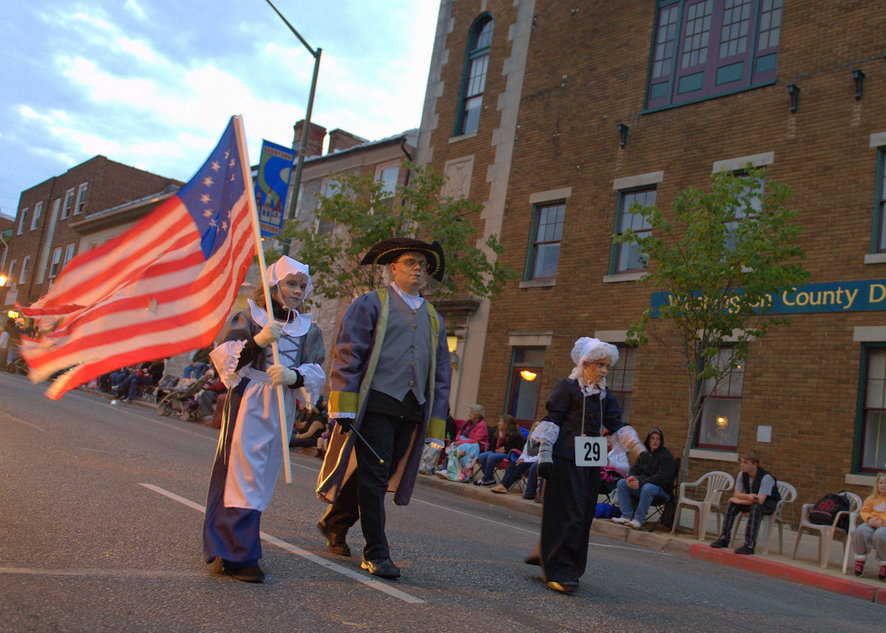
360, 558, 401, 579
317, 521, 351, 557
546, 580, 578, 594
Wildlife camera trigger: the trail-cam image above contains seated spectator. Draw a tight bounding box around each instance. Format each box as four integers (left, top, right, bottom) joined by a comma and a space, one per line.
114, 359, 165, 401
474, 414, 525, 486
290, 398, 328, 449
851, 471, 886, 579
436, 404, 489, 482
183, 346, 213, 380
599, 431, 630, 496
612, 427, 676, 530
708, 449, 780, 555
196, 371, 226, 418
491, 420, 542, 499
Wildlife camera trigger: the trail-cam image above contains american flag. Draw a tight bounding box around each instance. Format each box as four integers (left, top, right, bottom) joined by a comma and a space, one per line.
21, 116, 257, 399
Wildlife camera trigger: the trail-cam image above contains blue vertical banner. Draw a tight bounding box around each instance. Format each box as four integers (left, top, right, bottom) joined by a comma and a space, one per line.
254, 140, 295, 236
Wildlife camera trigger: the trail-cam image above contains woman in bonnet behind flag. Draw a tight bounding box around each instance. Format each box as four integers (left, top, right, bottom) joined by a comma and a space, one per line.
524, 337, 645, 594
202, 256, 325, 583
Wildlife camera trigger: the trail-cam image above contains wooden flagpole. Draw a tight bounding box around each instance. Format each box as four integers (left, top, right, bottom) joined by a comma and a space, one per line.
233, 115, 293, 484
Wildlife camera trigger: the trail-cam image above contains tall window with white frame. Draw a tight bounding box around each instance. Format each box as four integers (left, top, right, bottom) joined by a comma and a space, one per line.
527, 201, 565, 280
16, 208, 28, 235
696, 347, 744, 450
75, 183, 88, 215
29, 201, 43, 231
725, 171, 764, 251
19, 255, 30, 285
609, 345, 637, 424
611, 187, 655, 273
875, 149, 886, 253
377, 165, 399, 197
645, 0, 783, 110
858, 345, 886, 473
49, 247, 63, 279
63, 244, 76, 269
61, 189, 75, 220
7, 260, 17, 285
508, 347, 545, 428
455, 15, 493, 136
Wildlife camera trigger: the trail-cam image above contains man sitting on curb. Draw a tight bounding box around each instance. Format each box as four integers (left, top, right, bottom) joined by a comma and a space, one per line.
611, 427, 676, 529
709, 449, 780, 555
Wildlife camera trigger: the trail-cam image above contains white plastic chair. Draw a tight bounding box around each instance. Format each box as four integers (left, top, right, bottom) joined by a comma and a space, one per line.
730, 480, 796, 554
670, 470, 735, 541
792, 491, 862, 569
841, 501, 865, 575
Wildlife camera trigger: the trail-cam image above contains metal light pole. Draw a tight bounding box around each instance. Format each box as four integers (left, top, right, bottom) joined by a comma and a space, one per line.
265, 0, 322, 257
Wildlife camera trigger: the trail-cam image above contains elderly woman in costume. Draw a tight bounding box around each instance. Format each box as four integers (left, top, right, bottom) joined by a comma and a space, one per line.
203, 256, 325, 583
316, 238, 451, 580
525, 337, 645, 594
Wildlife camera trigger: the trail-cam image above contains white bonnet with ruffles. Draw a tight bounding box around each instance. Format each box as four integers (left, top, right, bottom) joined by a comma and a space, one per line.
570, 337, 619, 367
268, 256, 313, 303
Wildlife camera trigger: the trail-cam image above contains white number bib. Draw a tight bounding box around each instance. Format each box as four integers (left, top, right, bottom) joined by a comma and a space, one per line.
574, 436, 607, 467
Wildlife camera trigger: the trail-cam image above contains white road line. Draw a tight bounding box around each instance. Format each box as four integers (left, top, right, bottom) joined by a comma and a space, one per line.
139, 483, 425, 604
0, 410, 48, 433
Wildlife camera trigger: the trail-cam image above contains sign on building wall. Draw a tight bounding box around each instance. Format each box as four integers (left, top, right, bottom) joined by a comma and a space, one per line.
651, 279, 886, 315
254, 140, 295, 237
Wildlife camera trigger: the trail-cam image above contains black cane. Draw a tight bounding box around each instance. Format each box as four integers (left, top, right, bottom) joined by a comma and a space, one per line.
349, 425, 385, 465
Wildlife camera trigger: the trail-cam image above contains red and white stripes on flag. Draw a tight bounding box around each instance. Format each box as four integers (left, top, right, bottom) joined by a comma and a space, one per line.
21, 117, 257, 399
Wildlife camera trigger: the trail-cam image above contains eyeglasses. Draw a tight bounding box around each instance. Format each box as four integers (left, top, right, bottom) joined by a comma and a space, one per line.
396, 257, 429, 271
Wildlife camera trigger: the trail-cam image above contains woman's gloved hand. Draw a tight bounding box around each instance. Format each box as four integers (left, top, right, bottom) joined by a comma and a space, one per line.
268, 364, 299, 386
254, 321, 282, 348
538, 438, 553, 478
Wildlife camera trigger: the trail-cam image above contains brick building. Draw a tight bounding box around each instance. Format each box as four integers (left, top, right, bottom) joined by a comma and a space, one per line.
415, 0, 886, 510
1, 156, 181, 317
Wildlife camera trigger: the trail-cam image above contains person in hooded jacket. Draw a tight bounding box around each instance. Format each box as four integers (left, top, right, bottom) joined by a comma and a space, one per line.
612, 427, 676, 530
202, 256, 325, 583
523, 337, 646, 594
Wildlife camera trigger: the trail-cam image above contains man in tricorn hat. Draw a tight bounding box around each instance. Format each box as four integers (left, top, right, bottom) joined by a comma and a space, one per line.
316, 238, 451, 579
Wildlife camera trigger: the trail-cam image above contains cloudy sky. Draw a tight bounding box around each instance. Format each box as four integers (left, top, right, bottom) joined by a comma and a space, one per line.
1, 0, 440, 217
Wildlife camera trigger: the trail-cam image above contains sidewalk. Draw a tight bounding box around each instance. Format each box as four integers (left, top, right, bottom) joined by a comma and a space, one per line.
414, 471, 886, 606
87, 386, 885, 605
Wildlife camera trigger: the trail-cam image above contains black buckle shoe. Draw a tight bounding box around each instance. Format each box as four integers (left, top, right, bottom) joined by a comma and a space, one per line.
317, 521, 351, 557
360, 558, 401, 579
546, 580, 578, 594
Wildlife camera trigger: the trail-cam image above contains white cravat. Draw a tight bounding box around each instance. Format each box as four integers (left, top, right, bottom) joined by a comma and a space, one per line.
390, 281, 424, 310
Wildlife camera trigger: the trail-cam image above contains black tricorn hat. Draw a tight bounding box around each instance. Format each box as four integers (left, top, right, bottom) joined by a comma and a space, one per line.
359, 238, 446, 281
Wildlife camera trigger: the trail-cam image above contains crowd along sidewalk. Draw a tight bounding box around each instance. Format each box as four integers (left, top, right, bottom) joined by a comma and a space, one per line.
414, 470, 886, 606
85, 386, 885, 606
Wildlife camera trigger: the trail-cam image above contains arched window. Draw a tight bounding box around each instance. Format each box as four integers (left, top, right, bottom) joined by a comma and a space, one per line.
455, 15, 493, 136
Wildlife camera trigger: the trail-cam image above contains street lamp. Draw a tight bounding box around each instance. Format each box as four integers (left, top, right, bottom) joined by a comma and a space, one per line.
265, 0, 322, 257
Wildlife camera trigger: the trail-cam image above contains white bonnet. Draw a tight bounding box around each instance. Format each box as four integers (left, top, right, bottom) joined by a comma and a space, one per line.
570, 337, 619, 367
267, 256, 313, 303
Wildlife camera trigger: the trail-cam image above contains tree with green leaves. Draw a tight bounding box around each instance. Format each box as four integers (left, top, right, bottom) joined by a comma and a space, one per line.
615, 167, 809, 482
282, 160, 513, 303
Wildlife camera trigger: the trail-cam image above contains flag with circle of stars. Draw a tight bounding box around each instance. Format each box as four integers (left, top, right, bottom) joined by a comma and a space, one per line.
177, 123, 245, 260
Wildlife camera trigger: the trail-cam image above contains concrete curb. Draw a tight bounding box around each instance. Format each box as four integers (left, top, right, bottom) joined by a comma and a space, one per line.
688, 544, 886, 605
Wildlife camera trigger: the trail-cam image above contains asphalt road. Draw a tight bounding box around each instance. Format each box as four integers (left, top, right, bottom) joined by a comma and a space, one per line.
1, 371, 883, 633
